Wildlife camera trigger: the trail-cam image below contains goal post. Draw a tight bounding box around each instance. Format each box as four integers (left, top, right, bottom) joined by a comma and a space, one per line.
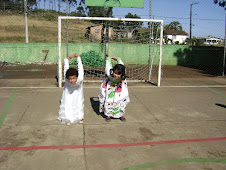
58, 16, 163, 87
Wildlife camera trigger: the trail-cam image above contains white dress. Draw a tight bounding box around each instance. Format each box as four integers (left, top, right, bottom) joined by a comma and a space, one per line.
57, 57, 84, 124
99, 57, 130, 118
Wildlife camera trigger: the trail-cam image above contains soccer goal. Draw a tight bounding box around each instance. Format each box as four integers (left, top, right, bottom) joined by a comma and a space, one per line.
58, 16, 163, 87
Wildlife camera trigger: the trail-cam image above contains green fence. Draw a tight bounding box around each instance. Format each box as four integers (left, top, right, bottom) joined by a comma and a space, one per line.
0, 43, 224, 67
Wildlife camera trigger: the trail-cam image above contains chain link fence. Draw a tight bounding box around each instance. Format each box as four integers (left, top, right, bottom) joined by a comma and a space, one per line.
0, 0, 225, 86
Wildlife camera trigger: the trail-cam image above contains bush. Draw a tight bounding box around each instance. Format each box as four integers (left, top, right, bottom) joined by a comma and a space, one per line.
71, 51, 105, 67
43, 14, 57, 21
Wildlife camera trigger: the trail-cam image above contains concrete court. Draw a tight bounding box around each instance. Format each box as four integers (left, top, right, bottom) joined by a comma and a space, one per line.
0, 78, 226, 170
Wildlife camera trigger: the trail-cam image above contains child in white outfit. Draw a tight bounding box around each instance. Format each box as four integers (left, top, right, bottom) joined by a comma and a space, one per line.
57, 53, 84, 125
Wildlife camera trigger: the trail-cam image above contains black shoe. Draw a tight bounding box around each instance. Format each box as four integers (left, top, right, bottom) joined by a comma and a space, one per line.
120, 116, 126, 122
105, 117, 111, 122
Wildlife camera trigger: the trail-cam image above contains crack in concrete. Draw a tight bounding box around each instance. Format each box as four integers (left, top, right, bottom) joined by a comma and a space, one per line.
131, 91, 160, 123
16, 105, 30, 126
82, 123, 88, 170
16, 92, 39, 126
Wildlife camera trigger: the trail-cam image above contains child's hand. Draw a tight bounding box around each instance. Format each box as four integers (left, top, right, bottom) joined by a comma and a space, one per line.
111, 57, 117, 61
67, 53, 79, 59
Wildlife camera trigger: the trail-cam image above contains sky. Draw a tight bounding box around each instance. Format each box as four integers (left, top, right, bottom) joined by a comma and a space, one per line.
112, 0, 225, 38
38, 0, 225, 39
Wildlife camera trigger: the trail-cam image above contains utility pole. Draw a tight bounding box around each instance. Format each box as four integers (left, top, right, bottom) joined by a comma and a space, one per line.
189, 2, 198, 46
58, 0, 59, 11
105, 7, 113, 59
148, 0, 153, 81
24, 0, 29, 43
66, 0, 69, 56
223, 11, 226, 76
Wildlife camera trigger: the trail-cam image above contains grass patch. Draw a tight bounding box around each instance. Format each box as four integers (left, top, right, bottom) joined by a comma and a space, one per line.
0, 10, 92, 43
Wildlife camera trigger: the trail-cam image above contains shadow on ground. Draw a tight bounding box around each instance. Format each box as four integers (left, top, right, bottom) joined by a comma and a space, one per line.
90, 97, 105, 118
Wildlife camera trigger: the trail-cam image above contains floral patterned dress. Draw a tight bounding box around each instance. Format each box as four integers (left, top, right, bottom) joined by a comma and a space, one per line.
99, 57, 130, 118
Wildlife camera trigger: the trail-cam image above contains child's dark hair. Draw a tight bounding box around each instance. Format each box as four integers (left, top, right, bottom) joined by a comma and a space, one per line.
112, 64, 126, 80
66, 68, 78, 79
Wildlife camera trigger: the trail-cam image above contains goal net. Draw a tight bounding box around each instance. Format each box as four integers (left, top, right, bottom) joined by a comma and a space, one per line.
58, 16, 163, 87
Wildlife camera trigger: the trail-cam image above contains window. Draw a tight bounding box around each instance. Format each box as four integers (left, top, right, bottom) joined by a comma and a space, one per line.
95, 29, 100, 33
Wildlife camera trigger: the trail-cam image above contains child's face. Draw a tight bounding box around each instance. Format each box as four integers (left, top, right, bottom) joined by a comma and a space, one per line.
68, 75, 78, 84
113, 72, 121, 79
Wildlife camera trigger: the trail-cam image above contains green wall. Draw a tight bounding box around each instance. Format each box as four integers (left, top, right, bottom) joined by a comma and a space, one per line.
0, 43, 224, 67
0, 43, 58, 63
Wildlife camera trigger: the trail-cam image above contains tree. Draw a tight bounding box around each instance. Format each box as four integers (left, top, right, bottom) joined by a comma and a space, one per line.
164, 21, 183, 30
214, 0, 226, 9
69, 0, 108, 17
124, 13, 143, 30
76, 6, 85, 16
61, 0, 77, 13
0, 0, 36, 11
88, 6, 108, 17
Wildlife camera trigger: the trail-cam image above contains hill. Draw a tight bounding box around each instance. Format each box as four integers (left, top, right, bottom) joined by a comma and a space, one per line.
0, 10, 92, 43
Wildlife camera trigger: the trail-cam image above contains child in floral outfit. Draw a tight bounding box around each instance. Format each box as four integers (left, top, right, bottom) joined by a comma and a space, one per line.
99, 56, 130, 122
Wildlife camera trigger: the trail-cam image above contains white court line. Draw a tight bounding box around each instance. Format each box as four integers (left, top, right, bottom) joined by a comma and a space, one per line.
0, 85, 226, 89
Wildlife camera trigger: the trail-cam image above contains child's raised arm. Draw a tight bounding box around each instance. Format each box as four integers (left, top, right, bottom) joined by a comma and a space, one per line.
111, 56, 124, 65
63, 58, 70, 78
105, 56, 113, 77
63, 53, 79, 78
69, 53, 84, 82
67, 53, 79, 60
64, 53, 84, 82
76, 55, 84, 82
